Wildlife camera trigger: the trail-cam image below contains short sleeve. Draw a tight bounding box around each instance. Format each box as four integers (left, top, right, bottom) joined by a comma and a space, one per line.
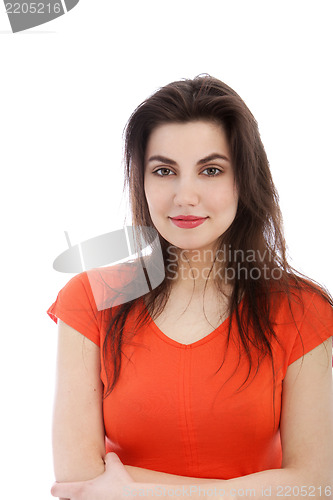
288, 291, 333, 366
47, 272, 101, 346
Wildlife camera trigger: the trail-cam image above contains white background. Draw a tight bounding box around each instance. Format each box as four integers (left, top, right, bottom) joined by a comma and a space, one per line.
0, 1, 332, 498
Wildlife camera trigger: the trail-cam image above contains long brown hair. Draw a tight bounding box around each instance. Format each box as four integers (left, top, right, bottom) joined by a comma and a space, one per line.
102, 75, 332, 425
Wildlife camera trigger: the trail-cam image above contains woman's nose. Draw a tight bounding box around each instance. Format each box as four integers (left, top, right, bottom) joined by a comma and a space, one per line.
173, 178, 200, 206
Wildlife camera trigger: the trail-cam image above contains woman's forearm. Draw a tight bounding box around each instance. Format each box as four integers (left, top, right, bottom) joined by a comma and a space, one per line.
218, 467, 329, 499
129, 467, 331, 500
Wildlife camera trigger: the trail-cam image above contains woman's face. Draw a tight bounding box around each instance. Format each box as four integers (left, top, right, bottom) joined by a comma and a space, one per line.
144, 120, 239, 253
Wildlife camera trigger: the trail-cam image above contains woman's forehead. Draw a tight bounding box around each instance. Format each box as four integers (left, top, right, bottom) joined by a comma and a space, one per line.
144, 121, 230, 163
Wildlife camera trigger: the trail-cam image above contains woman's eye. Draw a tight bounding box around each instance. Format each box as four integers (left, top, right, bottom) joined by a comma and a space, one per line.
202, 167, 222, 176
152, 168, 174, 176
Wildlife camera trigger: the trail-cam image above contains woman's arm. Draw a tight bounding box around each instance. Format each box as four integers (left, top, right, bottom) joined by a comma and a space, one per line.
52, 320, 106, 498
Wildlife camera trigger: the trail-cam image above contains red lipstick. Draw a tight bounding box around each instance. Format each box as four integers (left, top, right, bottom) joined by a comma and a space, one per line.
169, 216, 208, 229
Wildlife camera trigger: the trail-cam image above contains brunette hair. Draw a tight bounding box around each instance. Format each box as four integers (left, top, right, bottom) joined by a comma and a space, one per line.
102, 75, 332, 426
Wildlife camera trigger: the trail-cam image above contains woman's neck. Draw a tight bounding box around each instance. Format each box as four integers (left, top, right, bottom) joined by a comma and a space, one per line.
166, 247, 223, 295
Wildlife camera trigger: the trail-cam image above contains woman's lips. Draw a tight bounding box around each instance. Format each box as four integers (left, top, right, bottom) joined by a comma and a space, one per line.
169, 217, 208, 229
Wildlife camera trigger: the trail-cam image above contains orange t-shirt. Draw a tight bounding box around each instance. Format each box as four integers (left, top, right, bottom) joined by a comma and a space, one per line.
47, 266, 333, 480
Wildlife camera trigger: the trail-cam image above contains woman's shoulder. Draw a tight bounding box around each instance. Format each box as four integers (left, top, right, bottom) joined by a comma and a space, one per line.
47, 262, 144, 344
85, 260, 151, 311
270, 277, 333, 368
269, 276, 333, 344
269, 275, 332, 315
48, 261, 141, 314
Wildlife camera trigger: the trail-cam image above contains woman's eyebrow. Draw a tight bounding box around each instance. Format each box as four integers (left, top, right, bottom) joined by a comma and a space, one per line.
147, 155, 177, 166
147, 153, 230, 165
197, 153, 230, 164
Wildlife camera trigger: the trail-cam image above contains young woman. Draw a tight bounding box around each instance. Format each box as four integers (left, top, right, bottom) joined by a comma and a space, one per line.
47, 75, 333, 500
